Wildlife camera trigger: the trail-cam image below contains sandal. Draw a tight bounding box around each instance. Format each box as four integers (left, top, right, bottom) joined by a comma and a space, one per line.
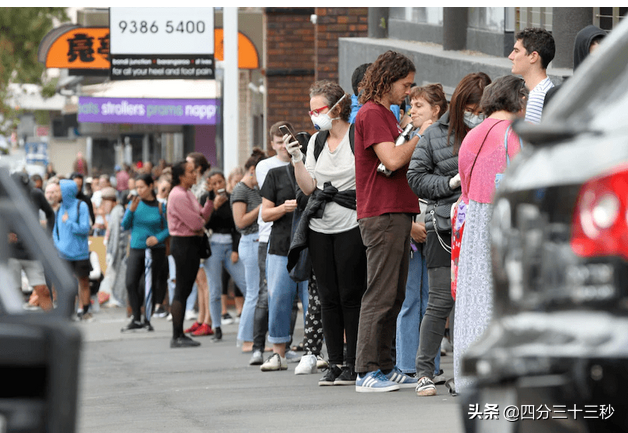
291, 342, 305, 352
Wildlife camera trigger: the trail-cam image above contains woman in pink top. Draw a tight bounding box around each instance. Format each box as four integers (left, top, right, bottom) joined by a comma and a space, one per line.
454, 75, 529, 394
167, 160, 213, 348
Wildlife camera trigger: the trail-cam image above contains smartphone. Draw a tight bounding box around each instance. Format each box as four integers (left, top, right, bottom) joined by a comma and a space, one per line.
279, 125, 297, 143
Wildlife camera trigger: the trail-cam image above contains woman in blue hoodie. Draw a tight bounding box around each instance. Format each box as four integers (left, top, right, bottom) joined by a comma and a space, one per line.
53, 179, 92, 320
121, 174, 169, 332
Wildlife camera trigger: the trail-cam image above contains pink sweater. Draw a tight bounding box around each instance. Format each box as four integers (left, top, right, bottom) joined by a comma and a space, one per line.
166, 185, 213, 236
459, 118, 522, 204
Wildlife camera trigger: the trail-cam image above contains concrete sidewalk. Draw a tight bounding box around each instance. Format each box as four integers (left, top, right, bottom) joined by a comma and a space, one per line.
76, 305, 464, 433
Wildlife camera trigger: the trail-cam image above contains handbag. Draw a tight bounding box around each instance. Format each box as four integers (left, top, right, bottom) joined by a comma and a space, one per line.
198, 232, 211, 259
424, 199, 456, 234
285, 165, 311, 283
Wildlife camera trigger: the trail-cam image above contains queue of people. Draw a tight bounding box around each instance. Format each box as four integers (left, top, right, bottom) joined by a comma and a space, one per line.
18, 25, 579, 398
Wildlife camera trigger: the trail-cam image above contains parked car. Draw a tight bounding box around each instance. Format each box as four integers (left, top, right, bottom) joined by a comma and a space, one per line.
461, 18, 628, 433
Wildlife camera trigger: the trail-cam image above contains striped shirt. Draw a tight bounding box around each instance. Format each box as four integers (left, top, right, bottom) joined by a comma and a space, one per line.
525, 77, 554, 124
230, 182, 261, 235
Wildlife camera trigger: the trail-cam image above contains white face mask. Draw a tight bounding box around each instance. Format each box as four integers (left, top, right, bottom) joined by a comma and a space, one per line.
311, 94, 347, 131
463, 111, 485, 129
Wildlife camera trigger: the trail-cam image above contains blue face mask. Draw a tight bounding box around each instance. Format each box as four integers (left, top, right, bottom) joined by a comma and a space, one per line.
463, 111, 485, 129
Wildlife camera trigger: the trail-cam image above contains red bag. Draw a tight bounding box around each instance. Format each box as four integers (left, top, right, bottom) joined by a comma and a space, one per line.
450, 198, 466, 301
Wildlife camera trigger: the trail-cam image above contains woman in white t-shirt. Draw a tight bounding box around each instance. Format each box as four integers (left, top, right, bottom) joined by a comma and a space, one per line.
284, 80, 367, 386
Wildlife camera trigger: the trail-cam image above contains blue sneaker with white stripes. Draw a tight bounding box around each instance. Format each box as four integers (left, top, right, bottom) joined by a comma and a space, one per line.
355, 370, 400, 393
385, 366, 418, 388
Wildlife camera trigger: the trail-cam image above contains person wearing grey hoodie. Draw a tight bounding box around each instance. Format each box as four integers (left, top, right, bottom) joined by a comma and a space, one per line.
544, 25, 607, 107
53, 179, 93, 320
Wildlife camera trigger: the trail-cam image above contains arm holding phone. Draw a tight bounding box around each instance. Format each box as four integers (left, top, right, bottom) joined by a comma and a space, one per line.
282, 129, 317, 195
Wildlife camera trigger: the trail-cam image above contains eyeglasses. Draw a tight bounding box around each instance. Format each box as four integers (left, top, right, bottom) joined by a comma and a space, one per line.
308, 106, 328, 117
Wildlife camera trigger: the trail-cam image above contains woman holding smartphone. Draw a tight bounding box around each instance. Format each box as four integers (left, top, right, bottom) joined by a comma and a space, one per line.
201, 170, 248, 342
167, 160, 214, 348
121, 173, 169, 332
284, 80, 367, 385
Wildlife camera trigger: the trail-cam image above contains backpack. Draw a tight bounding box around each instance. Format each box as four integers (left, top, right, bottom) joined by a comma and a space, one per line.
312, 123, 355, 162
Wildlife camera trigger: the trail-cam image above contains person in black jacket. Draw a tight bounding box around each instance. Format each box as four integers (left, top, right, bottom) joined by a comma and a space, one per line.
201, 170, 247, 342
9, 172, 55, 310
544, 25, 607, 109
407, 72, 492, 397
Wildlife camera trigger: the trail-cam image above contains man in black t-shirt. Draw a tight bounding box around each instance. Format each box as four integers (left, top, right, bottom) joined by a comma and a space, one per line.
258, 164, 309, 371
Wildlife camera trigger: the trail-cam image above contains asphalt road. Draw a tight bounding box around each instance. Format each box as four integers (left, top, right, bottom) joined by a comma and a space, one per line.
76, 305, 465, 433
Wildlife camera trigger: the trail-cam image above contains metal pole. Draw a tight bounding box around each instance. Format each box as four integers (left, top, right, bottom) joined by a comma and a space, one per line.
224, 7, 239, 175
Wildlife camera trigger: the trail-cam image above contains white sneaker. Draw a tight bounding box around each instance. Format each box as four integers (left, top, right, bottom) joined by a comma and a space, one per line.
185, 310, 197, 321
294, 354, 317, 375
260, 353, 287, 371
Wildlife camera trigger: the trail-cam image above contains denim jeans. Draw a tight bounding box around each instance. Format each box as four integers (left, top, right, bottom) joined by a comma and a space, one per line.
236, 233, 260, 342
203, 241, 247, 329
252, 242, 269, 352
396, 248, 441, 375
416, 266, 453, 379
266, 253, 307, 344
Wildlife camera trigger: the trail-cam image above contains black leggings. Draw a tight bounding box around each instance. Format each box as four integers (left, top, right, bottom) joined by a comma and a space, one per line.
170, 236, 201, 339
125, 247, 167, 322
309, 226, 367, 366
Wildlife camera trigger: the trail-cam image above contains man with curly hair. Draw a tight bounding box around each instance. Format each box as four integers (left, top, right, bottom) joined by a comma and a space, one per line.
353, 50, 421, 392
508, 27, 555, 124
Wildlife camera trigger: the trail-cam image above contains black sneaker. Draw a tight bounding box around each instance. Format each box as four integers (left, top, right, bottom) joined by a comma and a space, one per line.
318, 364, 342, 386
211, 326, 222, 342
170, 335, 201, 348
334, 365, 357, 385
143, 320, 154, 331
121, 320, 144, 333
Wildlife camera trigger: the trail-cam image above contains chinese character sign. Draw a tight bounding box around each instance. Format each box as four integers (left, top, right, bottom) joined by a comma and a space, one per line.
46, 28, 110, 69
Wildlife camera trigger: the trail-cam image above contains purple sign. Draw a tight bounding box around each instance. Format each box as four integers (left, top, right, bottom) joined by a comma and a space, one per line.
78, 97, 218, 125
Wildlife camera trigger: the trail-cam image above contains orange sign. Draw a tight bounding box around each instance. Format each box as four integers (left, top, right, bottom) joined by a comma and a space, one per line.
46, 27, 111, 69
213, 29, 259, 69
44, 27, 259, 70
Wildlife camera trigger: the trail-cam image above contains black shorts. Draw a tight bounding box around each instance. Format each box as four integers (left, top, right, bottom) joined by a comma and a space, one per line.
65, 259, 93, 279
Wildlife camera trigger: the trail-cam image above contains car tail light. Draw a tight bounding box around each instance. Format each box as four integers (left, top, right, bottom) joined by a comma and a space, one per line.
571, 165, 628, 259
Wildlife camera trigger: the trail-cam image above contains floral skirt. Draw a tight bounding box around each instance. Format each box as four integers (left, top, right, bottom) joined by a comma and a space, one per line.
453, 200, 493, 394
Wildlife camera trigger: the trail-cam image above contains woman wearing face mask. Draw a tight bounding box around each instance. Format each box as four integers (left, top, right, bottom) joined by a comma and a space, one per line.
284, 80, 367, 385
453, 76, 528, 394
407, 72, 491, 397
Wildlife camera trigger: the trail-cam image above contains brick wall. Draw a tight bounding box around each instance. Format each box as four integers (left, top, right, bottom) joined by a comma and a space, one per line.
264, 8, 316, 152
263, 7, 368, 151
315, 8, 368, 83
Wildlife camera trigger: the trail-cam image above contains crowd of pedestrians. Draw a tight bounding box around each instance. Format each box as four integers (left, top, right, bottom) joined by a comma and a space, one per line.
14, 25, 604, 397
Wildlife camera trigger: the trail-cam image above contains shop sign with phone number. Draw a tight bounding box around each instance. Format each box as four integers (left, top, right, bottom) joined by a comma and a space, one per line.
109, 7, 214, 55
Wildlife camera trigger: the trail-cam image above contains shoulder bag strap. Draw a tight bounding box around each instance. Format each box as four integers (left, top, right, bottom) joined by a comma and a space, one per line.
467, 120, 505, 188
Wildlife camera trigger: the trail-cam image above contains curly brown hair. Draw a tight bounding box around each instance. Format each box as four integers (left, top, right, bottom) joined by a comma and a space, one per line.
358, 51, 416, 105
309, 80, 351, 122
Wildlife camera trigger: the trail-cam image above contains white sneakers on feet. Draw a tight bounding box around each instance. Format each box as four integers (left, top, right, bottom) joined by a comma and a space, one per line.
260, 353, 288, 371
294, 354, 317, 375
